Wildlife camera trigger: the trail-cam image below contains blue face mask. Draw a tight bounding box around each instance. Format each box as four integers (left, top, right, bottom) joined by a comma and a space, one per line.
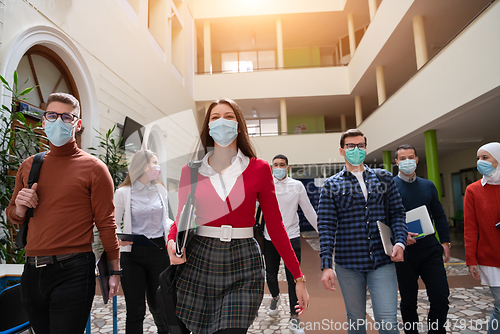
272, 168, 287, 180
477, 160, 496, 176
398, 159, 417, 175
345, 148, 366, 166
44, 118, 74, 147
209, 118, 238, 147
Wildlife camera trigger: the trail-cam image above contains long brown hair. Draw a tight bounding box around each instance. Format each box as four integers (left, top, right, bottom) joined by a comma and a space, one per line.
197, 99, 256, 160
119, 149, 160, 188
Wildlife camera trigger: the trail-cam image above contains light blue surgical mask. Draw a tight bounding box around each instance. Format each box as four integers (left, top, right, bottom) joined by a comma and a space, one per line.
44, 118, 74, 147
398, 159, 417, 175
345, 148, 366, 166
272, 168, 287, 180
477, 160, 496, 176
209, 118, 238, 147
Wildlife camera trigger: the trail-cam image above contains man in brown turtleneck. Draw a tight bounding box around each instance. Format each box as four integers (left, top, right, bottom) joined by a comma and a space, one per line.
7, 92, 120, 334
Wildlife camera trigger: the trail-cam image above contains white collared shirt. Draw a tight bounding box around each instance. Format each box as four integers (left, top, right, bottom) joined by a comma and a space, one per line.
130, 180, 164, 238
398, 171, 417, 183
264, 176, 318, 240
198, 149, 250, 201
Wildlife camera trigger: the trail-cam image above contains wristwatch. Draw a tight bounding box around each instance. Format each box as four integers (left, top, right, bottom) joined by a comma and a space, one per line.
442, 242, 451, 249
110, 269, 122, 276
294, 275, 306, 283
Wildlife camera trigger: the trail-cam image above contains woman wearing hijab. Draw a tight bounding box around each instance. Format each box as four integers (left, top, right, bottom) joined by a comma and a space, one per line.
167, 99, 309, 334
464, 142, 500, 334
115, 150, 172, 334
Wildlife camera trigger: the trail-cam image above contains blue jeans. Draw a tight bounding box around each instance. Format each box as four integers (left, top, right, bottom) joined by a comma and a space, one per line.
336, 263, 399, 334
20, 252, 96, 334
489, 286, 500, 334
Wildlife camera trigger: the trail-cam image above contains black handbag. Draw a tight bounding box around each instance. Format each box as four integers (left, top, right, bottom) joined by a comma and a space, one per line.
254, 205, 266, 252
157, 161, 200, 334
14, 151, 47, 249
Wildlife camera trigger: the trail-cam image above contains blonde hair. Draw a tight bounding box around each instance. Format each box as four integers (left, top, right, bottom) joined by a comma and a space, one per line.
119, 149, 160, 187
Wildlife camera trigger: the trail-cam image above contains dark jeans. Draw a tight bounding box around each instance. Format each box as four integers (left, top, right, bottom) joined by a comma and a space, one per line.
121, 237, 170, 334
20, 252, 96, 334
395, 243, 450, 334
264, 237, 301, 316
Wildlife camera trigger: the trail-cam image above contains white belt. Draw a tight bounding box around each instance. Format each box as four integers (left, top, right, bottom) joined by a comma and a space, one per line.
196, 225, 254, 242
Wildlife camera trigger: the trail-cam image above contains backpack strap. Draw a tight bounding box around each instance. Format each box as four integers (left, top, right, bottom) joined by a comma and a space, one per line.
25, 151, 48, 218
14, 151, 47, 249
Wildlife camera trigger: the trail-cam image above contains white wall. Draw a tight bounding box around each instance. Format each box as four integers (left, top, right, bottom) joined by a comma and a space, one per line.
348, 0, 414, 91
359, 1, 500, 153
251, 132, 343, 165
195, 66, 350, 101
0, 0, 197, 151
192, 0, 346, 19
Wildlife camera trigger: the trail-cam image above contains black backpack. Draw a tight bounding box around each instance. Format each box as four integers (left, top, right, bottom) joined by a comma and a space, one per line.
14, 151, 47, 249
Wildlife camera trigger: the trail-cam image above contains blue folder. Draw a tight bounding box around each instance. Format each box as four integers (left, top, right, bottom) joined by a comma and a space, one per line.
406, 219, 425, 239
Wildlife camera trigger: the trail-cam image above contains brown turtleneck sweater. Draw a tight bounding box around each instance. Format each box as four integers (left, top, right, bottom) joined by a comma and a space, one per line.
7, 140, 120, 260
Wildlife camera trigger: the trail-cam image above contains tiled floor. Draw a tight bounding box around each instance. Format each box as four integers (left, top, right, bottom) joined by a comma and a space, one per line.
22, 229, 496, 333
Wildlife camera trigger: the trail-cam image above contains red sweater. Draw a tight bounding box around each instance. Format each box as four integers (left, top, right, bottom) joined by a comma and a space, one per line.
464, 180, 500, 267
7, 140, 120, 260
169, 158, 302, 278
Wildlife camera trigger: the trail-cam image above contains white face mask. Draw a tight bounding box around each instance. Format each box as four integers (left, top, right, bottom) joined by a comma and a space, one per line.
209, 118, 238, 147
44, 118, 74, 147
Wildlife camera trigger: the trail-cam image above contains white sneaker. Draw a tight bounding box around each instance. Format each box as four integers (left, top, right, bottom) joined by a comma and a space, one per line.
289, 317, 305, 334
268, 296, 280, 316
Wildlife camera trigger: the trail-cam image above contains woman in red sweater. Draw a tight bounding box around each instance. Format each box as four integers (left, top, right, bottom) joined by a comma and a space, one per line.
464, 142, 500, 334
167, 99, 309, 334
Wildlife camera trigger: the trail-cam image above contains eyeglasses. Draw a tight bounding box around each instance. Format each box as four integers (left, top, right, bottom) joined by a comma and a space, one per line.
44, 112, 79, 123
344, 143, 367, 150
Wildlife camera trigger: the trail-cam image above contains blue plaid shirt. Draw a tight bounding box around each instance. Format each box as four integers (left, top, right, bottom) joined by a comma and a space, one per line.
318, 166, 407, 272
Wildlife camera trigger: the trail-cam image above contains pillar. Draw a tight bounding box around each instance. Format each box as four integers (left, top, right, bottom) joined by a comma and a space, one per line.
376, 65, 386, 105
347, 13, 356, 57
280, 99, 287, 135
368, 0, 378, 22
277, 18, 284, 69
340, 114, 347, 133
413, 15, 429, 70
424, 130, 442, 199
383, 151, 392, 173
354, 96, 363, 126
204, 21, 212, 74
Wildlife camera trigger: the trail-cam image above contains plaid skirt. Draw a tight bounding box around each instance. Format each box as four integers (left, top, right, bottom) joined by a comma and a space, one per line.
175, 235, 265, 334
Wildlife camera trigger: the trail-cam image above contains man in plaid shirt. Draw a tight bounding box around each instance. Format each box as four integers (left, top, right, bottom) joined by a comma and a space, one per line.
318, 129, 408, 334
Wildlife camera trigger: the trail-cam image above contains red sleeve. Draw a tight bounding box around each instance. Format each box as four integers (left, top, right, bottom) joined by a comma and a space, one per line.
255, 159, 303, 279
168, 164, 191, 241
464, 184, 478, 266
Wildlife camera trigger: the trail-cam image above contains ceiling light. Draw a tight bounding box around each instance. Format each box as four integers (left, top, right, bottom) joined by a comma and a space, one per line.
252, 109, 258, 118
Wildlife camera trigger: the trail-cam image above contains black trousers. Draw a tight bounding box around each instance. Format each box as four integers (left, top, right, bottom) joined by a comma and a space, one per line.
21, 252, 96, 334
395, 242, 450, 334
264, 237, 301, 316
121, 237, 170, 334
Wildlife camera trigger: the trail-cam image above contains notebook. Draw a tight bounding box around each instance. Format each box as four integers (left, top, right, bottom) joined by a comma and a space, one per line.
377, 220, 394, 256
405, 205, 435, 239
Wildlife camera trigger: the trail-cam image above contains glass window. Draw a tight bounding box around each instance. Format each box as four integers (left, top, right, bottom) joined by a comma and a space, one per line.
258, 51, 275, 70
260, 119, 278, 136
246, 119, 260, 137
221, 53, 239, 73
239, 52, 257, 72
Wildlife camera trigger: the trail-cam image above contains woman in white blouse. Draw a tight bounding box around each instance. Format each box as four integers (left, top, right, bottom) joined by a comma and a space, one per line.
115, 149, 172, 334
